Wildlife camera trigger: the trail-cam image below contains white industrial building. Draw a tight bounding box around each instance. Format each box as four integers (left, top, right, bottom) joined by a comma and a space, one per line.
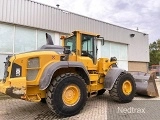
0, 0, 149, 79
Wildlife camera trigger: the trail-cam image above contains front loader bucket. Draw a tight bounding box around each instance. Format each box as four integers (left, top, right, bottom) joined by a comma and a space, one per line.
128, 71, 159, 97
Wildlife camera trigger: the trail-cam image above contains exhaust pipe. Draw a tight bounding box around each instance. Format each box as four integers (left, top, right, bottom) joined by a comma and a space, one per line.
128, 71, 159, 97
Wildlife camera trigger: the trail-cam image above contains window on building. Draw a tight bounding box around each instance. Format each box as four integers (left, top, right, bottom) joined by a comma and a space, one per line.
101, 41, 128, 70
14, 26, 36, 53
0, 23, 14, 53
118, 44, 128, 60
101, 41, 110, 57
110, 43, 120, 59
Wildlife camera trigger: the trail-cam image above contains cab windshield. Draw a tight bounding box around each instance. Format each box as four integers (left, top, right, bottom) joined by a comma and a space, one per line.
64, 35, 76, 52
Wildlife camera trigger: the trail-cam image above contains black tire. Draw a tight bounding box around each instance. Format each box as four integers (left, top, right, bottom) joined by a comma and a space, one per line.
109, 73, 136, 103
97, 89, 106, 96
46, 73, 87, 117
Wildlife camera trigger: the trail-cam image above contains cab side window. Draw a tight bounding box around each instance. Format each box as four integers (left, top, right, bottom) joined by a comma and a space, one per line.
64, 35, 76, 52
81, 34, 94, 59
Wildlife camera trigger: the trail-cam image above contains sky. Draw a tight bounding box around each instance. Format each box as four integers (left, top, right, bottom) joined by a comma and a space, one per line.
32, 0, 160, 43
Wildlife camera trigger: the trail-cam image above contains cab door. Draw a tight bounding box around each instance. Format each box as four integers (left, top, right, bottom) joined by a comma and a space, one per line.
77, 34, 98, 70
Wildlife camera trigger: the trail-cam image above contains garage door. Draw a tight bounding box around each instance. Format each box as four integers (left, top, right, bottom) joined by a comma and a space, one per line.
100, 41, 128, 70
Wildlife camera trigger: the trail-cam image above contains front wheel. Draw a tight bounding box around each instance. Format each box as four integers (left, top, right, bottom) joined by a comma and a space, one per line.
46, 73, 87, 117
109, 73, 136, 103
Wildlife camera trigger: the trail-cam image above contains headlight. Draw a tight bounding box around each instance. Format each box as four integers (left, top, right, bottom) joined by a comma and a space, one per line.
27, 57, 40, 81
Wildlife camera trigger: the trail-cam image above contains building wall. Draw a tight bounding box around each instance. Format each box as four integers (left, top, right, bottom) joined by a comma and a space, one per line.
128, 31, 149, 62
0, 0, 150, 78
0, 0, 130, 44
0, 0, 149, 62
128, 61, 148, 73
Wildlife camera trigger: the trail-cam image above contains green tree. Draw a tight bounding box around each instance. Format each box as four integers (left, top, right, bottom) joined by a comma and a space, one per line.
149, 40, 160, 66
157, 39, 160, 50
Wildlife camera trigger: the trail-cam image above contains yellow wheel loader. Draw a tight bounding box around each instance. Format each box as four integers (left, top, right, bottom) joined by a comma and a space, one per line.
0, 31, 158, 117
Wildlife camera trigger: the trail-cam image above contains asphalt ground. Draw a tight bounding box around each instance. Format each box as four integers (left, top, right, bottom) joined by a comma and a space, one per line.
0, 81, 160, 120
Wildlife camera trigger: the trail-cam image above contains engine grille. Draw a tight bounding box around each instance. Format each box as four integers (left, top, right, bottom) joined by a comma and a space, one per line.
26, 57, 40, 81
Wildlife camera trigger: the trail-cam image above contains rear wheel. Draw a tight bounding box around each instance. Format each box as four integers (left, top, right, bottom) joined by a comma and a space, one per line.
46, 73, 87, 117
109, 73, 136, 103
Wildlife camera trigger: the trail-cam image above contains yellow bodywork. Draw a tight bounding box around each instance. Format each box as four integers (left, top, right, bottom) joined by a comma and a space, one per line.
0, 31, 116, 102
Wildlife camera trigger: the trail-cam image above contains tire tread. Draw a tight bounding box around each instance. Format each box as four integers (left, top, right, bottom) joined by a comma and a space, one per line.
46, 73, 87, 117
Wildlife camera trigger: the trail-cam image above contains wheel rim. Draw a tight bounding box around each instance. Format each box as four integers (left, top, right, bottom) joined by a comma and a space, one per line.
122, 80, 132, 95
62, 84, 80, 106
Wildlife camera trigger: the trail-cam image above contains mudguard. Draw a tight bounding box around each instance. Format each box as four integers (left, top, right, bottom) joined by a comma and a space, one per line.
39, 61, 90, 90
104, 68, 126, 90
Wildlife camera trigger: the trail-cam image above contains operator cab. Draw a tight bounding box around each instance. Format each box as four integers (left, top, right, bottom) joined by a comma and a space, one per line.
63, 31, 104, 64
